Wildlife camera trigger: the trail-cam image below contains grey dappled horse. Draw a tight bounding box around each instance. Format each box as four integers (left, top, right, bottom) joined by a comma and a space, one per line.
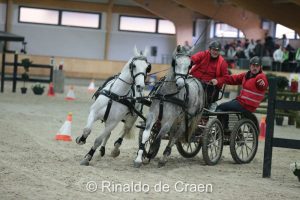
76, 46, 151, 166
134, 45, 205, 167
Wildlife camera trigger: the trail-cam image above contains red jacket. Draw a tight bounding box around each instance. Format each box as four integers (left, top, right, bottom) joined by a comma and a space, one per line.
190, 50, 228, 88
217, 71, 269, 112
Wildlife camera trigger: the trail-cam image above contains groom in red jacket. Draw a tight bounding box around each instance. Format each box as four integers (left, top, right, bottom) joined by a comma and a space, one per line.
210, 56, 269, 130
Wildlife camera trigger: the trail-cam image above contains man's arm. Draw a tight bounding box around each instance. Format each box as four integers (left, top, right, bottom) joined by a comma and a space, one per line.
211, 73, 246, 86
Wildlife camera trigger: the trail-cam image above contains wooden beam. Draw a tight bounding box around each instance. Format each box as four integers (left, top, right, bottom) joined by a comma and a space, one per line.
229, 0, 300, 34
175, 0, 265, 39
112, 5, 155, 17
104, 0, 114, 60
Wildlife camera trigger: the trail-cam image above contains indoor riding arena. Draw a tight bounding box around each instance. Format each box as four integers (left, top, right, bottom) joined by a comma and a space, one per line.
0, 1, 299, 200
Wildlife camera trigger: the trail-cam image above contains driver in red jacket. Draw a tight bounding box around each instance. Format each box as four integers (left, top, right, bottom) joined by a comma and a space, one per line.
190, 40, 229, 108
210, 56, 268, 131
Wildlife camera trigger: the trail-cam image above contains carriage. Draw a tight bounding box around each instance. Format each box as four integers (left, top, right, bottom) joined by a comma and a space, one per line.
136, 84, 260, 166
76, 45, 259, 167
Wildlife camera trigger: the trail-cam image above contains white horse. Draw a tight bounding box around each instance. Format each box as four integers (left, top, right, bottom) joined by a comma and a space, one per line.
76, 46, 151, 166
134, 45, 205, 167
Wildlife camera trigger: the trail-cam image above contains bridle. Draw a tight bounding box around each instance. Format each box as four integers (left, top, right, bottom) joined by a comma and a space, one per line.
124, 56, 151, 85
171, 53, 192, 82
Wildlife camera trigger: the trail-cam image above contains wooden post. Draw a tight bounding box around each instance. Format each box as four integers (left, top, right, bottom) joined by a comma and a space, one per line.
104, 0, 114, 60
263, 78, 277, 178
12, 52, 18, 92
1, 44, 6, 92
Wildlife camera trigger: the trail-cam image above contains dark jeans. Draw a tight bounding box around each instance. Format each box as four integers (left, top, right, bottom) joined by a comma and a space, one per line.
216, 99, 251, 129
201, 82, 220, 107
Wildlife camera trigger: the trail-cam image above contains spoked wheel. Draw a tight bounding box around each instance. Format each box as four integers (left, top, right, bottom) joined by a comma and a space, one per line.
176, 128, 202, 158
230, 118, 258, 164
202, 118, 224, 165
138, 122, 161, 162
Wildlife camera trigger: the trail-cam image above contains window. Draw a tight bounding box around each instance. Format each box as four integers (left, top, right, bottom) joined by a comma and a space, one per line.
158, 19, 175, 34
275, 24, 296, 39
19, 6, 101, 29
215, 23, 238, 37
19, 7, 59, 25
119, 15, 176, 35
238, 30, 245, 38
262, 20, 271, 30
119, 16, 156, 33
61, 11, 100, 28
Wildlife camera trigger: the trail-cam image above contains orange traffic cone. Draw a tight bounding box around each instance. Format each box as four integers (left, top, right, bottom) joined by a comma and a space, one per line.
65, 85, 76, 100
88, 79, 96, 93
55, 112, 72, 141
47, 82, 55, 96
259, 116, 266, 141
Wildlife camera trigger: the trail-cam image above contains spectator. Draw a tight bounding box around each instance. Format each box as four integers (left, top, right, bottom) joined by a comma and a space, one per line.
244, 39, 256, 59
226, 45, 237, 68
253, 40, 265, 57
183, 41, 192, 52
282, 34, 289, 48
295, 48, 300, 72
273, 46, 284, 71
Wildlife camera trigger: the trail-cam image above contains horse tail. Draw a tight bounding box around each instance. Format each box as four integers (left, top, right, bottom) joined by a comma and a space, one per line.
187, 113, 202, 142
124, 125, 135, 139
122, 115, 138, 139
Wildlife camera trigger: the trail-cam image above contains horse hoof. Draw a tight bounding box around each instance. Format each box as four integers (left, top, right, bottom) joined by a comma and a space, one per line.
133, 161, 142, 168
76, 136, 86, 145
111, 148, 120, 158
80, 159, 90, 166
99, 146, 105, 157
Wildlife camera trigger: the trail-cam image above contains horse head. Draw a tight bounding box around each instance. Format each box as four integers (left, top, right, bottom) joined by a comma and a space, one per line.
127, 46, 152, 92
171, 45, 192, 89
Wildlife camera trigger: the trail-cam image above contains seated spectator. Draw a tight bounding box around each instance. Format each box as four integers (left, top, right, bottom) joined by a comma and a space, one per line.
281, 48, 290, 72
183, 41, 192, 52
235, 46, 246, 59
295, 48, 300, 72
273, 46, 284, 71
244, 39, 256, 59
226, 45, 236, 68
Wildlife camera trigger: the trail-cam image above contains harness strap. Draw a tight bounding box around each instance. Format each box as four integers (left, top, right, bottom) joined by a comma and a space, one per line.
158, 100, 164, 121
104, 99, 113, 122
100, 89, 147, 122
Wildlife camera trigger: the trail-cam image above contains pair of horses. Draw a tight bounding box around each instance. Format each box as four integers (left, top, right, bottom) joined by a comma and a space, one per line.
76, 46, 205, 167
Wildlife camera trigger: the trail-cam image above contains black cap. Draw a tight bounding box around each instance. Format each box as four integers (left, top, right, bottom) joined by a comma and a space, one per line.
250, 56, 261, 65
209, 40, 221, 50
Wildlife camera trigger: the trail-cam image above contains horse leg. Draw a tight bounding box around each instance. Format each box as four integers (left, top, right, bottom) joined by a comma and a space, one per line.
76, 109, 97, 145
111, 116, 137, 158
111, 135, 124, 158
80, 121, 118, 166
134, 113, 156, 168
99, 132, 111, 157
158, 137, 177, 168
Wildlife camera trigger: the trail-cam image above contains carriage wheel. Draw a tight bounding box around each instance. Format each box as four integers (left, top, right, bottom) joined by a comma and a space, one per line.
138, 122, 161, 162
176, 128, 202, 158
230, 118, 258, 164
202, 118, 224, 165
